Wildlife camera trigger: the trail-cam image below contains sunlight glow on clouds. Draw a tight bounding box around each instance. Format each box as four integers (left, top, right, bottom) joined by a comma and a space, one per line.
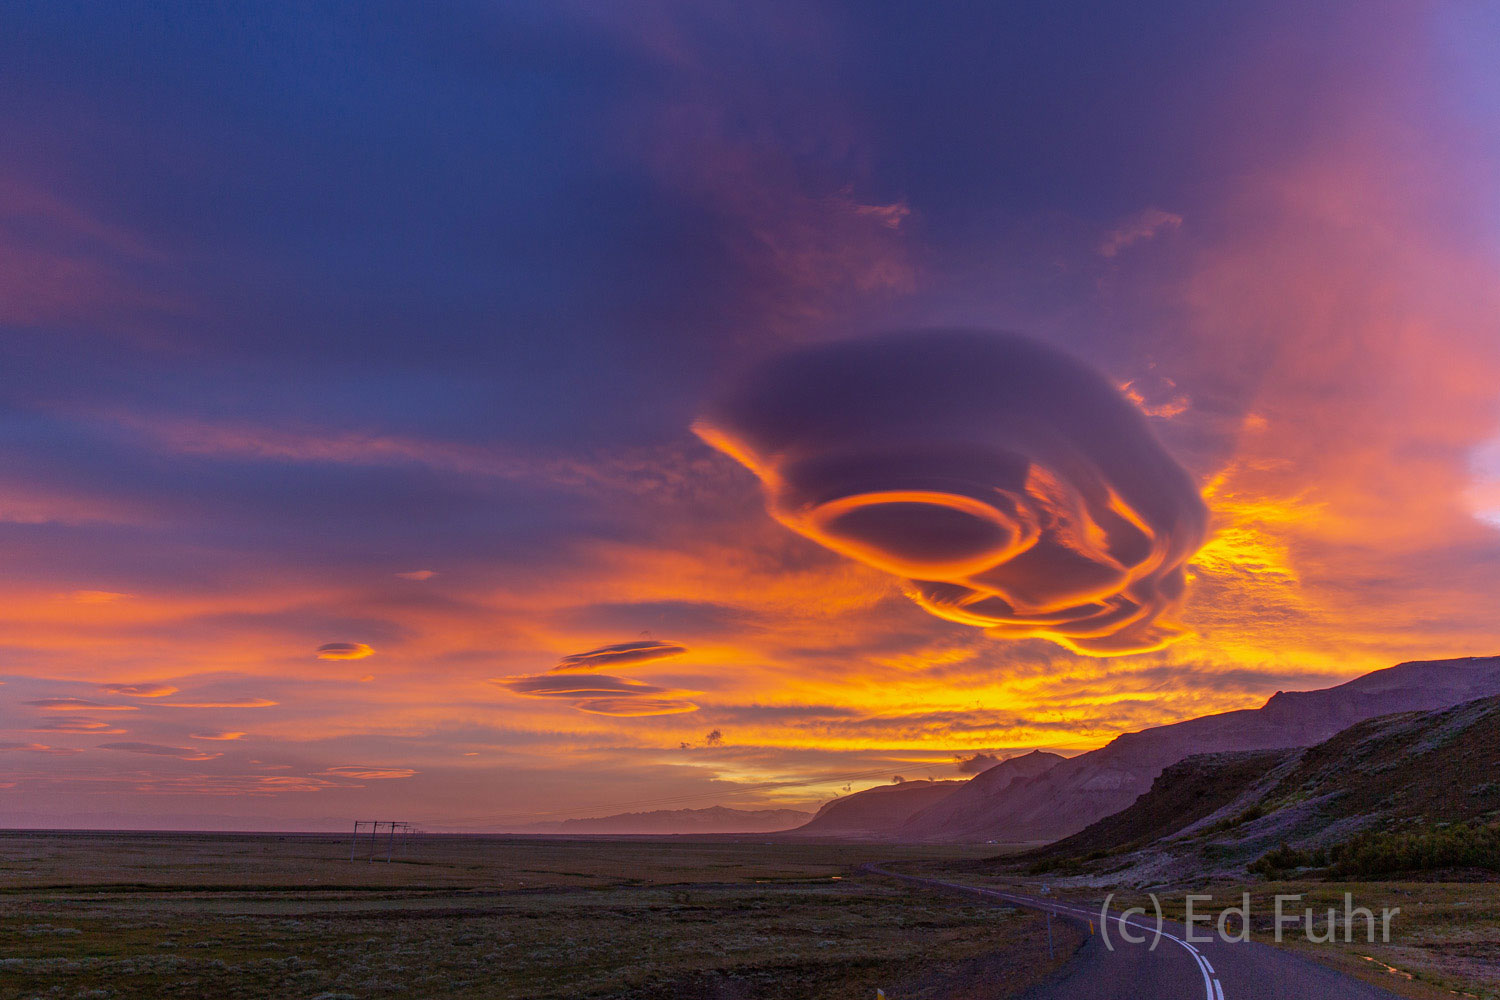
99, 742, 222, 761
25, 699, 138, 712
316, 642, 374, 660
320, 765, 418, 779
99, 683, 178, 697
552, 640, 689, 672
695, 331, 1209, 655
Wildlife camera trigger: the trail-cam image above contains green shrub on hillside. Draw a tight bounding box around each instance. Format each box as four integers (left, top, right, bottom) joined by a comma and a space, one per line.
1249, 822, 1500, 878
1328, 822, 1500, 877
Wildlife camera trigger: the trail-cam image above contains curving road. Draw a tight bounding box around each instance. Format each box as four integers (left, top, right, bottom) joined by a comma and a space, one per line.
865, 866, 1404, 1000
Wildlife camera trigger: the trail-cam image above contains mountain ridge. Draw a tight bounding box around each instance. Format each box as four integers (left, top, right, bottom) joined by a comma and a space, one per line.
900, 654, 1500, 843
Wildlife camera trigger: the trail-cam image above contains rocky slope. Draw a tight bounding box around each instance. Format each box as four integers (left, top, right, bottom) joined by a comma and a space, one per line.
903, 655, 1500, 843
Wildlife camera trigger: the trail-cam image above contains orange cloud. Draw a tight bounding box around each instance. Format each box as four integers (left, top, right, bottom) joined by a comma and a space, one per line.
99, 683, 178, 697
190, 731, 245, 741
695, 331, 1209, 655
395, 569, 436, 580
30, 718, 127, 734
160, 697, 278, 708
321, 765, 418, 779
575, 697, 700, 717
552, 639, 688, 672
26, 698, 138, 712
98, 742, 222, 761
0, 742, 81, 755
316, 642, 374, 660
491, 673, 698, 717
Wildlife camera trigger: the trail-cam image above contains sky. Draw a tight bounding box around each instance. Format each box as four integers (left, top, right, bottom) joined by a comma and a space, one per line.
2, 0, 1499, 831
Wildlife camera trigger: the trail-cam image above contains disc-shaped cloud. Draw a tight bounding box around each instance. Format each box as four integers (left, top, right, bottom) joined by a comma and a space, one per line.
316, 642, 374, 660
490, 673, 698, 716
99, 742, 222, 761
552, 640, 688, 673
694, 330, 1208, 655
99, 683, 178, 697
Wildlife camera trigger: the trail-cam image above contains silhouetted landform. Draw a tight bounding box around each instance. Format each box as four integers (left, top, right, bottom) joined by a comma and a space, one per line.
896, 750, 1065, 839
1020, 688, 1500, 883
787, 780, 965, 838
899, 655, 1500, 844
506, 805, 810, 835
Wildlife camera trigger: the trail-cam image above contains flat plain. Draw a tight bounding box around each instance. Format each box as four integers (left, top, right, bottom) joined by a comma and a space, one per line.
0, 831, 1079, 1000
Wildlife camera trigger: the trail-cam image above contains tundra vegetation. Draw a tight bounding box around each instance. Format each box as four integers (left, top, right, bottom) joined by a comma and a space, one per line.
0, 831, 1077, 1000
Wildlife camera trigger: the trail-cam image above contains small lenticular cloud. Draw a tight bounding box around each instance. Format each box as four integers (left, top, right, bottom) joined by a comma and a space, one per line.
396, 569, 436, 580
552, 639, 689, 672
316, 642, 374, 660
575, 697, 699, 716
160, 697, 278, 708
99, 683, 179, 697
31, 718, 126, 734
99, 742, 222, 761
321, 765, 418, 779
26, 698, 138, 712
0, 742, 79, 754
494, 674, 669, 698
191, 731, 245, 741
490, 673, 698, 717
694, 330, 1209, 656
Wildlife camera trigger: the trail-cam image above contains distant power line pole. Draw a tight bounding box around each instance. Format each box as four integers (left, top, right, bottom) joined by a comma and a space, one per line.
349, 821, 416, 862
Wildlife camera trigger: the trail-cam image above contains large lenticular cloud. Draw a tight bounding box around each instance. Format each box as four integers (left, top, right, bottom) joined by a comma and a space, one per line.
694, 330, 1209, 655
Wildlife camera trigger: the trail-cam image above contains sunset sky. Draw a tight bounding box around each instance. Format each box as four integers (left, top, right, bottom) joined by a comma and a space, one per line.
3, 1, 1499, 830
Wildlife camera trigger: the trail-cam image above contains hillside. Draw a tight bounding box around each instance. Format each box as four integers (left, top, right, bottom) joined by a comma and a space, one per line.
902, 655, 1500, 844
1025, 749, 1296, 861
787, 780, 963, 838
898, 750, 1065, 840
1019, 692, 1500, 884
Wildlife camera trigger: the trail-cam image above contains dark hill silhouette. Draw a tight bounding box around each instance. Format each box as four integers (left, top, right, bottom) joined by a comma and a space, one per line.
787, 779, 963, 838
900, 655, 1500, 843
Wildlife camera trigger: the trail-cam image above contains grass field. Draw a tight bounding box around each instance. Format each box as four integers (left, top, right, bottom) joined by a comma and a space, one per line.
0, 831, 1079, 1000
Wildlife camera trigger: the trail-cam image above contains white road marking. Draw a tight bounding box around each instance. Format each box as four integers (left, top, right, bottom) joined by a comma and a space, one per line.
876, 870, 1226, 1000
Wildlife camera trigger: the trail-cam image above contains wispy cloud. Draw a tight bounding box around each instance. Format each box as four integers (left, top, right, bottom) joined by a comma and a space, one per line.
1098, 207, 1183, 257
99, 683, 178, 697
98, 742, 223, 761
26, 699, 139, 712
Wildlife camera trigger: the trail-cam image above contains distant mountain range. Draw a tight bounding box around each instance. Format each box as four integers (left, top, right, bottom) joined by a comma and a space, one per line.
504, 805, 810, 835
779, 655, 1500, 844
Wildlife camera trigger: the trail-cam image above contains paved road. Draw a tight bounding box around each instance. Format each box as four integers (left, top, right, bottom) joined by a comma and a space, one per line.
866, 866, 1404, 1000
